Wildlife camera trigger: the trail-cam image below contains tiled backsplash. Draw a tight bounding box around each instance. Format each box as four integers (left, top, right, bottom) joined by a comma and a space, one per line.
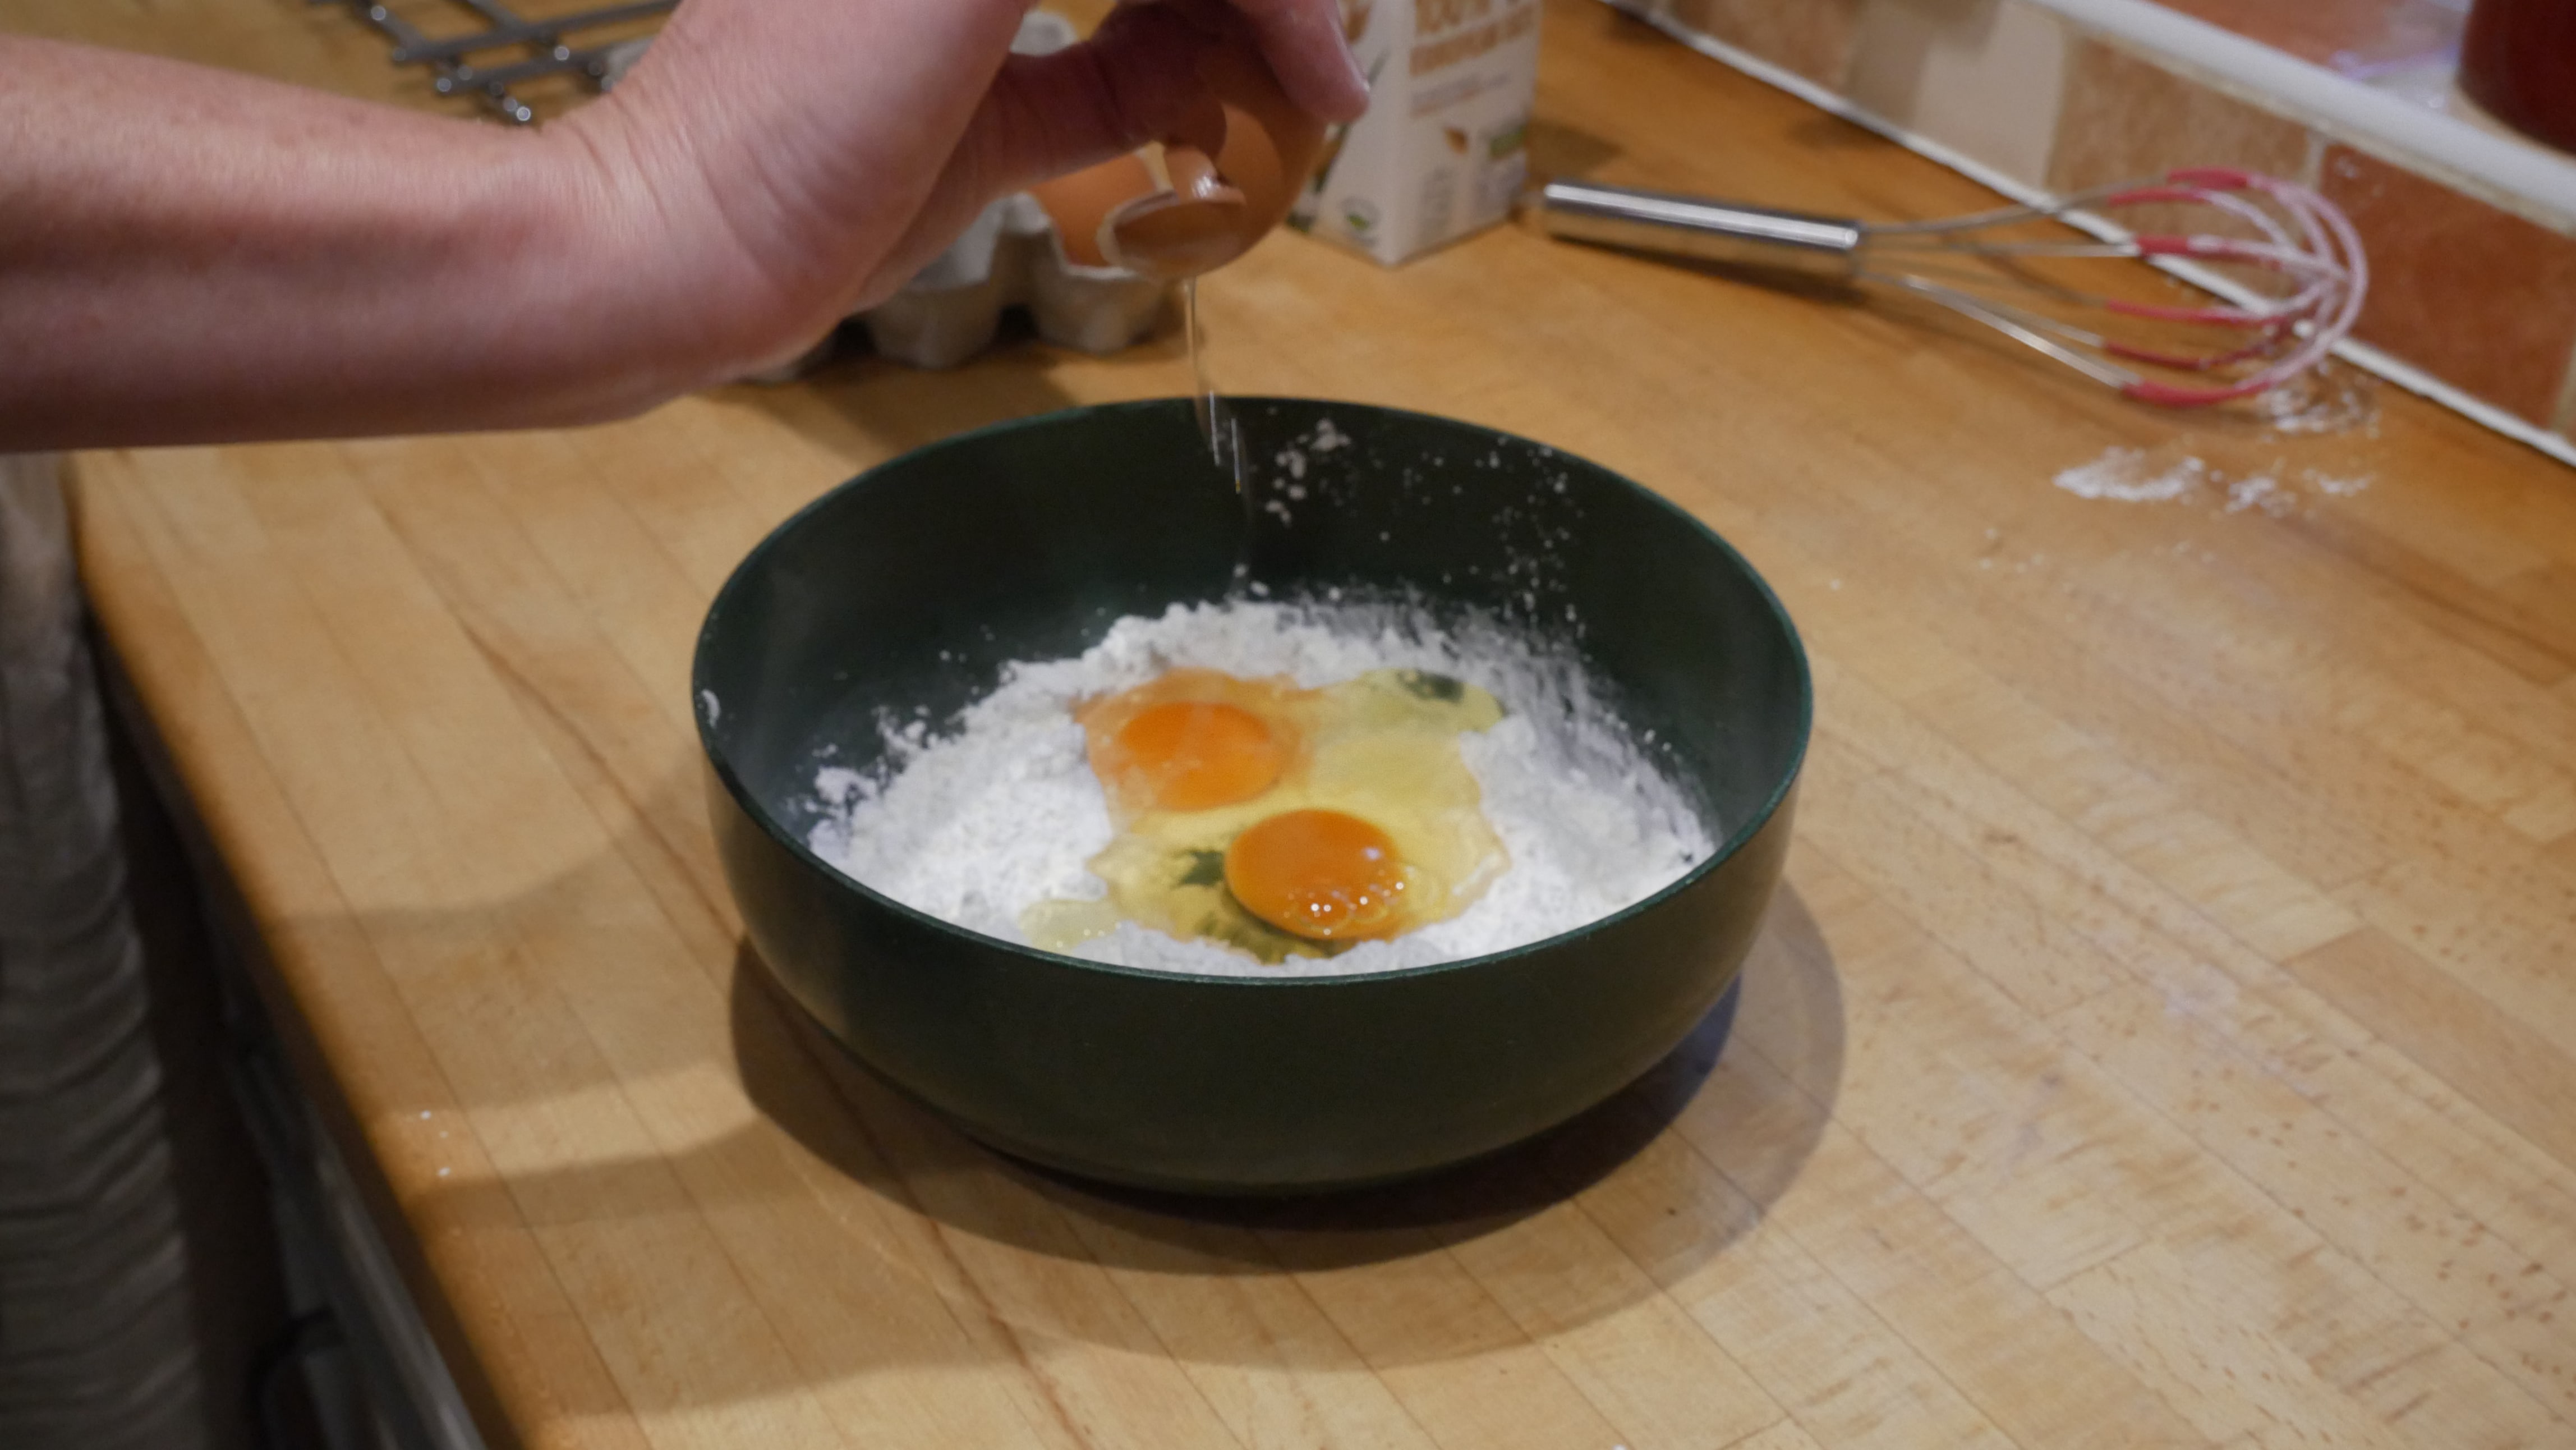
1613, 0, 2576, 456
2322, 145, 2576, 429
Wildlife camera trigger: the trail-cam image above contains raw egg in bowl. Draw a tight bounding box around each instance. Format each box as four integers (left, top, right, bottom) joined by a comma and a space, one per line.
1020, 665, 1512, 963
696, 399, 1809, 1192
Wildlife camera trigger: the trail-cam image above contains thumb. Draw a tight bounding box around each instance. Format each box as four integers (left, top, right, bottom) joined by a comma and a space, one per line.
949, 4, 1225, 200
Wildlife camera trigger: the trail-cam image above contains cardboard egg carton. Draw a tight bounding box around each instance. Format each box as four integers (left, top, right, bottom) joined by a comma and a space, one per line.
656, 178, 1171, 380
854, 191, 1174, 370
691, 10, 1174, 379
1289, 0, 1540, 265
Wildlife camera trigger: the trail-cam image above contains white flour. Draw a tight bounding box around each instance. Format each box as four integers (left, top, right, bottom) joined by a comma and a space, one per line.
2052, 448, 2206, 503
807, 599, 1714, 977
2051, 446, 2372, 511
2224, 473, 2294, 516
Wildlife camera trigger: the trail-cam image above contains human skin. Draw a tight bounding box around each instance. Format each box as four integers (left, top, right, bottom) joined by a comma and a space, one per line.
0, 0, 1365, 451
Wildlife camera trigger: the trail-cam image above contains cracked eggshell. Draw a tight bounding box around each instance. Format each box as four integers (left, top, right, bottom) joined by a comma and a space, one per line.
1026, 32, 1329, 284
1029, 153, 1161, 269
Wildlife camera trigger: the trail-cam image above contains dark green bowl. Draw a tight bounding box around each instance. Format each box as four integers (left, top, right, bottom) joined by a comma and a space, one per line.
695, 398, 1809, 1193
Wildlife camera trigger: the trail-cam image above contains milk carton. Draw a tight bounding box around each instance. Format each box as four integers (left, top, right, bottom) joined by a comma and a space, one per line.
1289, 0, 1541, 265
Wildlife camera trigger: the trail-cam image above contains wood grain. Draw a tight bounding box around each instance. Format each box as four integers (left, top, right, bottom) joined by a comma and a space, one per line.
36, 0, 2576, 1446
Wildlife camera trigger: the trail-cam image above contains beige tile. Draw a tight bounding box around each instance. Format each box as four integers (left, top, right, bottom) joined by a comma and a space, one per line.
1845, 0, 2071, 186
1667, 0, 1868, 85
2046, 38, 2313, 194
2321, 144, 2576, 425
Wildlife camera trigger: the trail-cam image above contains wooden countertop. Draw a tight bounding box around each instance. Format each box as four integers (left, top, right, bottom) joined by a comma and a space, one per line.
40, 1, 2576, 1446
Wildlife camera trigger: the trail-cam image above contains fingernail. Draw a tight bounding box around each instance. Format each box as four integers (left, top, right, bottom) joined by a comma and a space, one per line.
1337, 38, 1371, 109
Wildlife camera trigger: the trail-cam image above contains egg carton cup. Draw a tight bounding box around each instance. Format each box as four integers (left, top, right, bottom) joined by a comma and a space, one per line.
621, 10, 1174, 380
737, 198, 1175, 380
852, 192, 1175, 371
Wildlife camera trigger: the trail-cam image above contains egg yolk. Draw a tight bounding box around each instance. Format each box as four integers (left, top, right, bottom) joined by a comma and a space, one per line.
1101, 701, 1285, 812
1225, 809, 1410, 941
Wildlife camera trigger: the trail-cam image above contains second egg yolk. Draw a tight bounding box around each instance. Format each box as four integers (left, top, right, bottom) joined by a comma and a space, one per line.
1225, 809, 1410, 941
1102, 701, 1285, 812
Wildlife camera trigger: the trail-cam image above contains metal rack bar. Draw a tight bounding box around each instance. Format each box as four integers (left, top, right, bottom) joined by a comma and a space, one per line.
390, 0, 674, 63
324, 1, 530, 121
329, 0, 668, 124
434, 43, 620, 95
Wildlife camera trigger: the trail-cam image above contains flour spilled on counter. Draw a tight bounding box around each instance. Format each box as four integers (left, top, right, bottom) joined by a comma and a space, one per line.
2252, 362, 2381, 439
2053, 448, 2207, 503
2224, 473, 2293, 517
2052, 446, 2372, 512
804, 598, 1713, 978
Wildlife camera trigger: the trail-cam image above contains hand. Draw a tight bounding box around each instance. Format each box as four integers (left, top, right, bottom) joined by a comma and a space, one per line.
563, 0, 1368, 381
0, 2, 1361, 448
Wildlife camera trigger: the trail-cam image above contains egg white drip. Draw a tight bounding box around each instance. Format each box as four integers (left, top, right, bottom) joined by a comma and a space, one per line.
807, 598, 1715, 978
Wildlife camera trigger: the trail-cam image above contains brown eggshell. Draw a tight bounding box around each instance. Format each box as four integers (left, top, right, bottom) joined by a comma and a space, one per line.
1103, 34, 1331, 281
1029, 153, 1162, 270
1098, 177, 1251, 281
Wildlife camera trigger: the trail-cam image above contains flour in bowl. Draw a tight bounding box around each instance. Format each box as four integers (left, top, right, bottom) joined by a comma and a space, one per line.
805, 598, 1713, 977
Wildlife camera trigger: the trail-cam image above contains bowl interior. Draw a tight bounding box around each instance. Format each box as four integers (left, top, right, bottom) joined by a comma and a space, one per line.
696, 397, 1809, 950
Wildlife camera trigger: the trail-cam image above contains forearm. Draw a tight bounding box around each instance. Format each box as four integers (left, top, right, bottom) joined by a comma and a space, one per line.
0, 38, 744, 450
0, 1, 1364, 453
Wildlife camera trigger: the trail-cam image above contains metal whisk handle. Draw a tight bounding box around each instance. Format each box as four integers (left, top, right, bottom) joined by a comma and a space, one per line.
1531, 181, 1864, 280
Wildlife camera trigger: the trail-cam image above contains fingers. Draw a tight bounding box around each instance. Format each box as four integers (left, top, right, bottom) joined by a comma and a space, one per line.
1235, 0, 1372, 120
793, 0, 1369, 319
1126, 0, 1369, 122
954, 4, 1220, 198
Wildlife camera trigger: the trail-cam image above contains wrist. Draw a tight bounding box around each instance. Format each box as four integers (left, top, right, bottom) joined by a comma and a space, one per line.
528, 97, 841, 413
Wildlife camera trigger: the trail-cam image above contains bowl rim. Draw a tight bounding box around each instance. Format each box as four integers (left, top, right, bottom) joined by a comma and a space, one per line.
693, 395, 1813, 989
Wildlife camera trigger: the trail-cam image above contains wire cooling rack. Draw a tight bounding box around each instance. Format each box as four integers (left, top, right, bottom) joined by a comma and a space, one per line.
323, 0, 673, 123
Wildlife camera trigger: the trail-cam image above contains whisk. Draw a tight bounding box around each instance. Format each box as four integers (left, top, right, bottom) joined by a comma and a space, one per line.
1533, 168, 2367, 407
